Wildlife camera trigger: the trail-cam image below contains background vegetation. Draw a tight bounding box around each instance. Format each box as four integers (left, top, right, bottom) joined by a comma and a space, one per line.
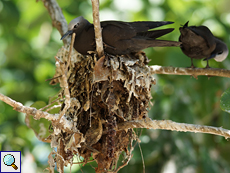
1, 0, 230, 172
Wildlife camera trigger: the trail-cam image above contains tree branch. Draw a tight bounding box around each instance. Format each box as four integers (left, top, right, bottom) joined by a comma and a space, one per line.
150, 65, 230, 78
91, 0, 104, 57
41, 0, 70, 45
117, 117, 230, 139
2, 90, 230, 138
0, 93, 58, 121
0, 93, 74, 131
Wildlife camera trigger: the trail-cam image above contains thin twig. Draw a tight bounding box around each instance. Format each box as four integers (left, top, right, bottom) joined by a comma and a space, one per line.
150, 65, 230, 78
39, 97, 60, 111
91, 0, 104, 57
46, 105, 61, 112
57, 139, 65, 173
138, 142, 145, 173
54, 56, 71, 119
66, 33, 76, 71
113, 137, 134, 173
45, 151, 56, 173
45, 75, 62, 81
90, 84, 95, 128
117, 117, 230, 139
72, 159, 95, 165
56, 33, 75, 119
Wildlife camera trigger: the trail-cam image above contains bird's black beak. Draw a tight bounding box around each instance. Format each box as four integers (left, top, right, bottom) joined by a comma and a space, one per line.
60, 30, 74, 40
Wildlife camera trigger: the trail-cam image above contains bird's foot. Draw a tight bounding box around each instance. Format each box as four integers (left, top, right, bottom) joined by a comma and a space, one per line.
190, 59, 196, 68
205, 65, 211, 69
205, 61, 211, 68
204, 60, 211, 68
190, 64, 196, 69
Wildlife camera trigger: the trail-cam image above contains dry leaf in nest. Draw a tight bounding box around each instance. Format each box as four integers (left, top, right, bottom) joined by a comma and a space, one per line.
46, 46, 155, 172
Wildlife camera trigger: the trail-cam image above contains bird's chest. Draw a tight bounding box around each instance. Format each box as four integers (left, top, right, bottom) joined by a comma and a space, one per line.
74, 28, 96, 55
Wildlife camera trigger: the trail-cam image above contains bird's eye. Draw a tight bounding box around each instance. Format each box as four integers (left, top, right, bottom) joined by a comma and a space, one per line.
74, 23, 80, 28
218, 51, 223, 55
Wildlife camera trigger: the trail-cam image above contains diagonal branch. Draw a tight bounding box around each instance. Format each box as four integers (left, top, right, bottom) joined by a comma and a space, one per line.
0, 93, 73, 131
41, 0, 70, 45
0, 93, 58, 121
150, 65, 230, 78
117, 117, 230, 139
91, 0, 104, 57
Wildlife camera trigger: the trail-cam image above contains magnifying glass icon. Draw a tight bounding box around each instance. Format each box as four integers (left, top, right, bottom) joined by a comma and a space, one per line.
3, 154, 18, 170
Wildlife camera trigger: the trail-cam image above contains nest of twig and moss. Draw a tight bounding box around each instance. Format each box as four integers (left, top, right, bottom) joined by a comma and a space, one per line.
47, 46, 155, 172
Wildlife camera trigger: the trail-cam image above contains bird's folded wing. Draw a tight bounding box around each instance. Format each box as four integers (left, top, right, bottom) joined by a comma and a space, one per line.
188, 26, 215, 48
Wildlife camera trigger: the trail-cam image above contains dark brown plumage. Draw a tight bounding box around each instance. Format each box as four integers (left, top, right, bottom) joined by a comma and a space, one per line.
179, 21, 228, 68
61, 16, 181, 55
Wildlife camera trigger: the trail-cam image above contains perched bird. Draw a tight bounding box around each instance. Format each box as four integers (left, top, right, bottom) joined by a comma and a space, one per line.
61, 16, 181, 55
179, 21, 228, 68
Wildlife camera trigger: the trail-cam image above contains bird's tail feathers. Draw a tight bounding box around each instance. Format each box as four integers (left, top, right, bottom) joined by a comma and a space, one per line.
131, 21, 174, 31
146, 21, 174, 29
183, 21, 189, 28
137, 28, 174, 39
148, 40, 182, 47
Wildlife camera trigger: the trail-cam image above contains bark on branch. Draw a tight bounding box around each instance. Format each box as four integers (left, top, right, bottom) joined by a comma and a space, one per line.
42, 0, 70, 45
0, 93, 58, 120
1, 91, 230, 139
151, 65, 230, 78
0, 93, 74, 131
117, 117, 230, 139
91, 0, 104, 57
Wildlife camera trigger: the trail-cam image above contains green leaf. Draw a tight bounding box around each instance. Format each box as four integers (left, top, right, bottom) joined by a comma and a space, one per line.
220, 88, 230, 114
25, 101, 53, 142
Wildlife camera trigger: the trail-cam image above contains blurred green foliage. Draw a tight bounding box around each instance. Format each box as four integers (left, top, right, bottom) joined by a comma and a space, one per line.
1, 0, 230, 172
220, 88, 230, 113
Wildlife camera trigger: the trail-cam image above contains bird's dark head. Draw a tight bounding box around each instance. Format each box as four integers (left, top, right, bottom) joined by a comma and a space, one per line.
61, 16, 88, 40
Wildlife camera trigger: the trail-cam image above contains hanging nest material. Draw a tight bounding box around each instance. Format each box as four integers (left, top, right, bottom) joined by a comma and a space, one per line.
48, 45, 156, 172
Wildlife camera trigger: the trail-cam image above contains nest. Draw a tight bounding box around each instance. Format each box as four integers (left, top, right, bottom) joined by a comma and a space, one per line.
49, 46, 155, 172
